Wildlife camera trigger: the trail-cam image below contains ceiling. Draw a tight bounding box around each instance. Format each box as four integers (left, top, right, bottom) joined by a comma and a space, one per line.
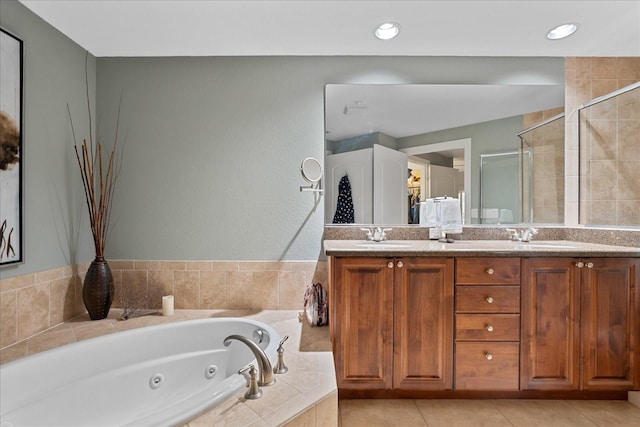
325, 84, 565, 140
18, 1, 640, 57
17, 1, 637, 143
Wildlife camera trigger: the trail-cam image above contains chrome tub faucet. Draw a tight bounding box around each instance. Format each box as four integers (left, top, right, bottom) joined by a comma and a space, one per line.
224, 334, 275, 386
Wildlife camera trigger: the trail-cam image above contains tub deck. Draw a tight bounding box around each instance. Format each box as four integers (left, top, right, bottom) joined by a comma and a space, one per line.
0, 310, 337, 427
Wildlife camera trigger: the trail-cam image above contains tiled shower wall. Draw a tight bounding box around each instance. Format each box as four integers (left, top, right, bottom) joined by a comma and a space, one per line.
0, 260, 327, 352
522, 107, 565, 223
565, 57, 640, 225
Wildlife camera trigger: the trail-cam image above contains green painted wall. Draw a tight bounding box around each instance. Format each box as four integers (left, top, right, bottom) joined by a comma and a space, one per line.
1, 0, 96, 279
1, 0, 566, 277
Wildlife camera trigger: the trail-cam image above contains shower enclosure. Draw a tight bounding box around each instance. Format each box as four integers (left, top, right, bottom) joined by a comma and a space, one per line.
518, 113, 565, 224
578, 82, 640, 227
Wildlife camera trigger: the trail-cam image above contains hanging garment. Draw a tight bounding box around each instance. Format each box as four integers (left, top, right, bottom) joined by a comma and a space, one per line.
332, 174, 355, 223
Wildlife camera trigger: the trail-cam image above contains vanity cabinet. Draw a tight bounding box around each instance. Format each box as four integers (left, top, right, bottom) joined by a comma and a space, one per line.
331, 256, 454, 390
454, 258, 521, 390
521, 257, 640, 391
329, 248, 638, 397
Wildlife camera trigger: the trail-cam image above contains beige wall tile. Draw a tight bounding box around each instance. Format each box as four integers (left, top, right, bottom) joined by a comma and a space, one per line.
34, 267, 63, 284
0, 290, 17, 348
161, 261, 186, 271
618, 57, 640, 79
282, 406, 314, 427
186, 261, 212, 271
227, 271, 278, 310
134, 260, 161, 271
174, 270, 200, 309
212, 261, 239, 271
618, 200, 640, 226
148, 270, 174, 309
111, 268, 123, 308
574, 57, 591, 80
121, 270, 149, 311
240, 261, 291, 272
591, 57, 618, 79
0, 273, 34, 292
109, 260, 135, 270
49, 277, 77, 325
279, 271, 306, 310
17, 283, 50, 340
200, 270, 226, 309
314, 392, 338, 427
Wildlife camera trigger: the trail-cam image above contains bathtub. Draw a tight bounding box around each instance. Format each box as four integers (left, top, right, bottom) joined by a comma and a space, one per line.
0, 318, 280, 427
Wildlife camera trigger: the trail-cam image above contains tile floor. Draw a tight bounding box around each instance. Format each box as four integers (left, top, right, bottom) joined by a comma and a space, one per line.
339, 399, 640, 427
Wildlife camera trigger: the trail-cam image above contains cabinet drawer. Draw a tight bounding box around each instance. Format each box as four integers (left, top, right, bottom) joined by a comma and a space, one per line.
455, 342, 520, 390
456, 314, 520, 341
456, 286, 520, 313
456, 258, 520, 285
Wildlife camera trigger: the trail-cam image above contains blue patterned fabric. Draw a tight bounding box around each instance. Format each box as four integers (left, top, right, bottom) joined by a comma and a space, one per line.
333, 174, 355, 224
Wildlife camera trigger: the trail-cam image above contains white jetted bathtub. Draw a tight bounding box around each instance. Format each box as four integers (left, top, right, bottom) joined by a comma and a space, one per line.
0, 318, 280, 427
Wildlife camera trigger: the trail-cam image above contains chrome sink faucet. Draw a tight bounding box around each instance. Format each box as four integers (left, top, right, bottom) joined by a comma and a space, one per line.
522, 227, 538, 242
506, 227, 538, 242
360, 227, 392, 242
224, 334, 275, 386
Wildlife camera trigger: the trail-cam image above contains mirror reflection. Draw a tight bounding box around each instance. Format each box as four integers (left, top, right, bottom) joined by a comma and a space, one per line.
324, 84, 565, 226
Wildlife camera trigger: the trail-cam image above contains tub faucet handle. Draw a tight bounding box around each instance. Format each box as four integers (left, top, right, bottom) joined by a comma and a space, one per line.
274, 335, 289, 374
238, 365, 263, 400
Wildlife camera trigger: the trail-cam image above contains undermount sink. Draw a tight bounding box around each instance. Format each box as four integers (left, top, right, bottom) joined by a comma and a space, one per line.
356, 242, 412, 249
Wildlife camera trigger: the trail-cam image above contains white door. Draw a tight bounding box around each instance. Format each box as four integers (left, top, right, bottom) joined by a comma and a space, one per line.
373, 144, 408, 224
429, 164, 459, 199
325, 148, 373, 224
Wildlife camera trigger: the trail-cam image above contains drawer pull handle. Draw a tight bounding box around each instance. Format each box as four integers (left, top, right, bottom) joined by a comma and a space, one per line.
486, 268, 494, 275
485, 296, 494, 304
397, 261, 404, 268
576, 261, 584, 268
486, 325, 494, 332
586, 262, 594, 269
484, 352, 493, 361
387, 261, 394, 268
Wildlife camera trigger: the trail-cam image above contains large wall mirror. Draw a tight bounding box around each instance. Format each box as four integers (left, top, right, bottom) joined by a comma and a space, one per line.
324, 83, 565, 226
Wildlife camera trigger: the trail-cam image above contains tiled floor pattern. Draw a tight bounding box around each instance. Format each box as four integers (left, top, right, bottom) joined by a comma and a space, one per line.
339, 399, 640, 427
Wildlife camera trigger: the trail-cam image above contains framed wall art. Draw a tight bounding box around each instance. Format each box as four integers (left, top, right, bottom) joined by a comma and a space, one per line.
1, 27, 24, 266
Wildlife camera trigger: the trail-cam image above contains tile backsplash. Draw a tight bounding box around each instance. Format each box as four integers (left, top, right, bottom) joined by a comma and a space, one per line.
0, 260, 327, 353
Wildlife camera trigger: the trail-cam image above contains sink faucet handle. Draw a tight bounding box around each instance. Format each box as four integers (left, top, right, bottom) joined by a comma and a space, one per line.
505, 228, 521, 241
522, 227, 539, 242
360, 227, 374, 240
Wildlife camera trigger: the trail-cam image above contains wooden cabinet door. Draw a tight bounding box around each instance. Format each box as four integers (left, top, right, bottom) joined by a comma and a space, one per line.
521, 258, 580, 390
393, 257, 454, 389
332, 257, 394, 389
581, 258, 640, 390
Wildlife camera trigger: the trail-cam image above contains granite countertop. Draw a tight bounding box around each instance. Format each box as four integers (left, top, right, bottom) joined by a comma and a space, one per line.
324, 239, 640, 257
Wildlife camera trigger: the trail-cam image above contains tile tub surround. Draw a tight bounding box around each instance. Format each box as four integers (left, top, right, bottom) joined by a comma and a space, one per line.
0, 309, 337, 427
324, 225, 640, 248
0, 260, 327, 351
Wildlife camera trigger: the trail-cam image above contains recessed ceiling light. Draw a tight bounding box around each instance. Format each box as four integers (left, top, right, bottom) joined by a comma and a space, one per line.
547, 23, 578, 40
375, 22, 400, 40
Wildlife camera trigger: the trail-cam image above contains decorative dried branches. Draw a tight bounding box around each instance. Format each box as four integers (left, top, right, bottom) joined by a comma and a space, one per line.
68, 53, 124, 259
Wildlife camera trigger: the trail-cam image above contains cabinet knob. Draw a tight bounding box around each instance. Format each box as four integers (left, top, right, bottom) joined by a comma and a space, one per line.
397, 261, 404, 268
486, 325, 494, 332
586, 262, 594, 269
485, 296, 494, 304
484, 352, 493, 361
576, 261, 584, 268
486, 268, 494, 275
387, 261, 394, 268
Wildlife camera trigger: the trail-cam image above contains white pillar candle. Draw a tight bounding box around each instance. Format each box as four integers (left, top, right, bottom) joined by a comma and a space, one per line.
162, 295, 174, 316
